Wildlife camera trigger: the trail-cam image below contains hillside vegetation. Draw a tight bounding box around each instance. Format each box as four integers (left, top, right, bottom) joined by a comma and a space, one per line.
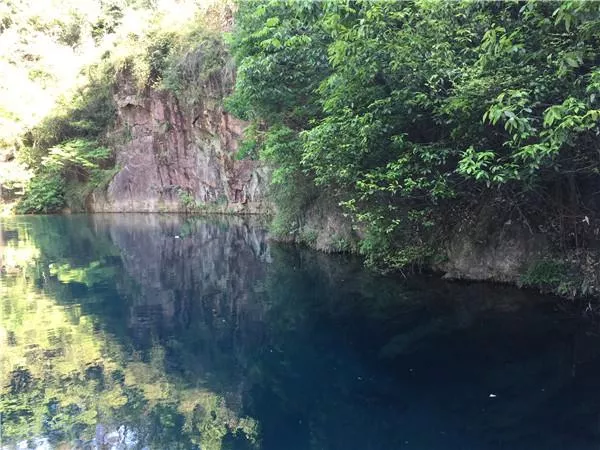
227, 0, 600, 285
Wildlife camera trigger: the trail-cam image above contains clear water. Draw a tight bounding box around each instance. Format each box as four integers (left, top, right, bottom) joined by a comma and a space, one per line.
1, 214, 600, 450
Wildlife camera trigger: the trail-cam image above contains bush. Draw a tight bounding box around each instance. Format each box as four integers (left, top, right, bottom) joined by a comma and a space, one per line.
520, 259, 586, 298
229, 0, 600, 273
109, 11, 228, 101
16, 173, 64, 214
20, 73, 115, 167
17, 139, 113, 213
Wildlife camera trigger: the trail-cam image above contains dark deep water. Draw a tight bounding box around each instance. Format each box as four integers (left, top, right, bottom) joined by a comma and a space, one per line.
2, 215, 600, 450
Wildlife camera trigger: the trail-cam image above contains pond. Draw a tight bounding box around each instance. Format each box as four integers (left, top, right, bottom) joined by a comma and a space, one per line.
1, 214, 600, 450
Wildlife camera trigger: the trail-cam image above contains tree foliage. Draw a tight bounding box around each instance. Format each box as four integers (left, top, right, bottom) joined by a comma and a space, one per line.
229, 0, 600, 269
16, 139, 113, 213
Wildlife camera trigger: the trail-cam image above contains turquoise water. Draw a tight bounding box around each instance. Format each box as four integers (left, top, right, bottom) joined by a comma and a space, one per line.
1, 214, 600, 450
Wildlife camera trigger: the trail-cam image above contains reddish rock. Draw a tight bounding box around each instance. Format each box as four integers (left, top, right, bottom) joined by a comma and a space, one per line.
90, 69, 269, 214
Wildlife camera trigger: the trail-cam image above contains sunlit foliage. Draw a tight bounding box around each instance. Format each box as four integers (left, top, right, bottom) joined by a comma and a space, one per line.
229, 0, 600, 269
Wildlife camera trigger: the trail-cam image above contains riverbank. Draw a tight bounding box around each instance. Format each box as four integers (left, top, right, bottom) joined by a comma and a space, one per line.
268, 196, 600, 303
3, 204, 597, 303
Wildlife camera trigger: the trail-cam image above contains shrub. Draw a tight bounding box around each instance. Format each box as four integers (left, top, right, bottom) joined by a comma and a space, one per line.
17, 139, 113, 213
17, 173, 64, 214
23, 80, 114, 157
520, 259, 587, 298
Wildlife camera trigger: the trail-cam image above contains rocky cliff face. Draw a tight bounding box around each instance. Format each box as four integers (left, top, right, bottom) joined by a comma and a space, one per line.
90, 69, 269, 213
294, 199, 553, 287
439, 223, 547, 283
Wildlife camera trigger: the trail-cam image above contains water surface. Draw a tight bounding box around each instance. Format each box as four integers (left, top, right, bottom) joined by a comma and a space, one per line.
1, 214, 600, 450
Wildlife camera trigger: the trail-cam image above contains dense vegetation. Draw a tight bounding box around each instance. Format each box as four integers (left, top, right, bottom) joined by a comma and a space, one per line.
227, 0, 600, 273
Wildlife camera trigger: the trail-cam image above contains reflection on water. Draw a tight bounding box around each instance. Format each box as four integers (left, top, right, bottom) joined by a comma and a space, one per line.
2, 215, 600, 450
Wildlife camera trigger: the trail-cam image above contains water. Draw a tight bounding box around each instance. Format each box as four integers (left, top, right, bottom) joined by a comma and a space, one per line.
1, 215, 600, 450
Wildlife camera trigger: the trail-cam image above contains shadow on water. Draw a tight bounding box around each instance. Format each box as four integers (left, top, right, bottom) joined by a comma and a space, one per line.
2, 214, 600, 449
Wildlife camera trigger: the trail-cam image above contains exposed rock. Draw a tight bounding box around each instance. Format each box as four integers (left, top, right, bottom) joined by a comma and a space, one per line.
90, 68, 270, 214
298, 196, 359, 252
288, 197, 551, 286
272, 195, 360, 253
439, 222, 547, 283
429, 200, 551, 285
0, 148, 14, 162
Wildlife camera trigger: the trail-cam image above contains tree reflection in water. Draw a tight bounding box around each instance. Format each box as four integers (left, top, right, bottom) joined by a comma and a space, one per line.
2, 215, 600, 450
0, 215, 262, 450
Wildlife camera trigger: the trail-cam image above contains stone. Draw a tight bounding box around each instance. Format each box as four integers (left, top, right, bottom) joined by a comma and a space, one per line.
90, 67, 270, 214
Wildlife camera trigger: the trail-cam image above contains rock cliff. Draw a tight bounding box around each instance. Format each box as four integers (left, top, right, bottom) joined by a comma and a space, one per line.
90, 68, 269, 214
82, 57, 565, 294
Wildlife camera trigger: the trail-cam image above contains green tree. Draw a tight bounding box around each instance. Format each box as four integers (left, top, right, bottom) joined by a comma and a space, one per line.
229, 0, 600, 269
